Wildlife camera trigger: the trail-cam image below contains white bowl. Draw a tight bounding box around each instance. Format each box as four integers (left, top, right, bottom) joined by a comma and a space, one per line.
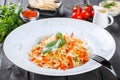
99, 1, 120, 17
3, 18, 116, 76
20, 9, 39, 22
107, 8, 120, 17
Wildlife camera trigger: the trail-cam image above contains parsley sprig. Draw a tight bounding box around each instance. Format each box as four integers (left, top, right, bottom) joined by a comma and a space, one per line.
103, 1, 116, 9
0, 3, 23, 42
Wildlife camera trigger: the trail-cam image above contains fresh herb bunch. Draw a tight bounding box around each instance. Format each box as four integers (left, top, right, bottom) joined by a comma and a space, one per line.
0, 3, 23, 42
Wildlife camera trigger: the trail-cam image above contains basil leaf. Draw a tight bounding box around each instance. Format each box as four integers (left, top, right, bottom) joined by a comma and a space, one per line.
56, 32, 62, 39
58, 38, 66, 48
43, 38, 66, 54
43, 32, 66, 54
43, 41, 57, 54
43, 47, 52, 54
46, 41, 57, 47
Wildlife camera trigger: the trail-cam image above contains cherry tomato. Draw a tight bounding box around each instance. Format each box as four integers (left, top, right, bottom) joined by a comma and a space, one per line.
72, 12, 83, 20
72, 6, 82, 13
81, 10, 91, 19
72, 12, 78, 18
81, 10, 87, 15
76, 13, 83, 20
91, 11, 94, 17
84, 5, 93, 12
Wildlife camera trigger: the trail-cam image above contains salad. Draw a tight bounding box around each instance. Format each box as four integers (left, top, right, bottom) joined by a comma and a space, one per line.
29, 32, 89, 70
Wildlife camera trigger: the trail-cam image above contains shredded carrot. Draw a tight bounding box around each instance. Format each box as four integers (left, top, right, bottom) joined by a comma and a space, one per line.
42, 56, 49, 64
29, 57, 35, 61
67, 56, 74, 68
37, 63, 43, 67
67, 41, 75, 52
59, 61, 67, 70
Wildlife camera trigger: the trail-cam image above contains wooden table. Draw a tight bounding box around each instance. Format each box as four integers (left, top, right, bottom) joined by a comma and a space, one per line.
0, 0, 120, 80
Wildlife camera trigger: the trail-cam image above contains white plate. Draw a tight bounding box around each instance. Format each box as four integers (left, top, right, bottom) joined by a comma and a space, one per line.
3, 18, 116, 76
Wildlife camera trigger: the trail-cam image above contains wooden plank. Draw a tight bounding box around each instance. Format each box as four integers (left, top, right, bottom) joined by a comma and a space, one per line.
62, 0, 84, 7
5, 0, 23, 6
68, 69, 102, 80
5, 0, 28, 9
0, 0, 5, 6
0, 46, 29, 80
21, 0, 28, 10
0, 44, 3, 80
29, 73, 66, 80
89, 0, 101, 5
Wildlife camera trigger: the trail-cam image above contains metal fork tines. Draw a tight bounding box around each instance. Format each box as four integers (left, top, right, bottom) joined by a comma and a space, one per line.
89, 54, 120, 80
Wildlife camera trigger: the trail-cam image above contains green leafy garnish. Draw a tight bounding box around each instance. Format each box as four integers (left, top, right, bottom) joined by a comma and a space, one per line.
43, 32, 66, 54
0, 3, 22, 42
43, 41, 57, 54
57, 38, 66, 48
56, 32, 62, 39
103, 2, 116, 9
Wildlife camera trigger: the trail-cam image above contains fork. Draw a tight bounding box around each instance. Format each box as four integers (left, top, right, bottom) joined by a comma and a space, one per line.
89, 54, 120, 80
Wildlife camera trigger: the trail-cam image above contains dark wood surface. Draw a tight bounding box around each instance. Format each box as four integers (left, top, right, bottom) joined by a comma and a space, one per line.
0, 0, 120, 80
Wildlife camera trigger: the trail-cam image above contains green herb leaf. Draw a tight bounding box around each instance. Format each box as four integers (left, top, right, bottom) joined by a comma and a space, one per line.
43, 33, 66, 54
56, 32, 62, 39
43, 41, 57, 54
58, 38, 66, 48
110, 2, 116, 6
43, 47, 52, 54
103, 2, 116, 9
46, 41, 57, 47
